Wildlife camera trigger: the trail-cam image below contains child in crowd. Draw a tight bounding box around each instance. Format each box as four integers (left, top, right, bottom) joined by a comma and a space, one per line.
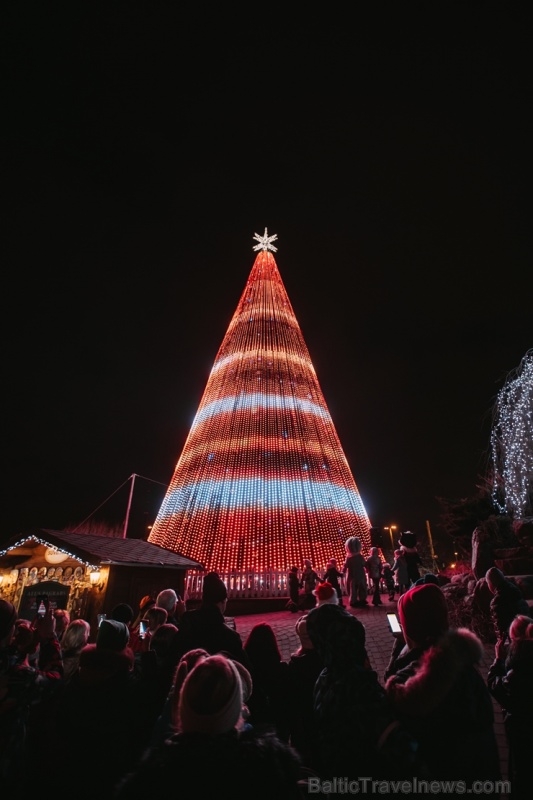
391, 548, 409, 596
382, 563, 396, 602
323, 558, 344, 605
286, 566, 301, 613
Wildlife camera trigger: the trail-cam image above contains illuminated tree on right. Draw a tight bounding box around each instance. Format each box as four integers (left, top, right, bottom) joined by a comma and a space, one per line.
491, 349, 533, 520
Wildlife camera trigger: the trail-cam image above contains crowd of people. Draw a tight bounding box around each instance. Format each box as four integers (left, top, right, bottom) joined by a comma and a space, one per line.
1, 553, 531, 799
286, 532, 425, 613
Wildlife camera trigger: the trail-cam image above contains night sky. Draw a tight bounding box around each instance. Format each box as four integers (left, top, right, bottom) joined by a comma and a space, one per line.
3, 6, 531, 557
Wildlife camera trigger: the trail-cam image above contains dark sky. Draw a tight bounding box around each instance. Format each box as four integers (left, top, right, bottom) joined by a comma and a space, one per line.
3, 6, 531, 556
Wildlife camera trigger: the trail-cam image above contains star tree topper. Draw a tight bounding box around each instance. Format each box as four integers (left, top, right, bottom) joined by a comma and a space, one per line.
253, 228, 278, 252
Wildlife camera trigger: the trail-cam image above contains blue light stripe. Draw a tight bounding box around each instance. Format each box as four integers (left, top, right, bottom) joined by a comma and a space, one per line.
157, 477, 368, 516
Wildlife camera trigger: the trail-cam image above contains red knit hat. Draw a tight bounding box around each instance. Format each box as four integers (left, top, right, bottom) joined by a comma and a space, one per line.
313, 581, 337, 604
398, 583, 449, 645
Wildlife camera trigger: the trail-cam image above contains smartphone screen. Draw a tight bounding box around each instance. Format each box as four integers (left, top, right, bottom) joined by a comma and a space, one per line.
139, 620, 148, 639
37, 595, 48, 617
387, 613, 402, 634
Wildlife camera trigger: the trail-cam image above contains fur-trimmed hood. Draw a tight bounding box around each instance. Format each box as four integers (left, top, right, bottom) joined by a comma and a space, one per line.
386, 628, 484, 716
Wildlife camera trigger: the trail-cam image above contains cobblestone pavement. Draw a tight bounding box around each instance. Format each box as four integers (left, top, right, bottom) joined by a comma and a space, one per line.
232, 594, 509, 786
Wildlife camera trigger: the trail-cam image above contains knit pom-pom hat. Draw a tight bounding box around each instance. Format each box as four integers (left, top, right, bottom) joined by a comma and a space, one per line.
398, 583, 449, 646
96, 619, 130, 651
202, 572, 228, 604
178, 654, 244, 734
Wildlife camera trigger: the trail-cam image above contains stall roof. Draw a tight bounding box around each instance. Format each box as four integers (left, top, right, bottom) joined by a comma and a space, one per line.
0, 528, 205, 570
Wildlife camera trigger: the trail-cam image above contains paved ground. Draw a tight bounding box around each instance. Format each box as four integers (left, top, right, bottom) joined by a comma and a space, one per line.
231, 594, 509, 784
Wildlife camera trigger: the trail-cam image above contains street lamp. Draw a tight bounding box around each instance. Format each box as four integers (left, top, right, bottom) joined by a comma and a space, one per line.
384, 525, 397, 550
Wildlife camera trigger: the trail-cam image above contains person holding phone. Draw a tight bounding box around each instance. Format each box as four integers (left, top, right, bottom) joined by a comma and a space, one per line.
130, 606, 168, 654
131, 595, 156, 635
387, 613, 402, 635
385, 583, 501, 783
0, 600, 63, 795
36, 594, 49, 618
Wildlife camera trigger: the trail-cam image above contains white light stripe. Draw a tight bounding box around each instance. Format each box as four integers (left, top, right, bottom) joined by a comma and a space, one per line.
210, 348, 317, 378
192, 393, 332, 427
157, 477, 368, 515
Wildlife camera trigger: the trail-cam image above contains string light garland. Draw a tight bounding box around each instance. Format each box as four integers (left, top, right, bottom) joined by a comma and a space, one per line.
0, 534, 99, 569
491, 349, 533, 518
148, 230, 373, 591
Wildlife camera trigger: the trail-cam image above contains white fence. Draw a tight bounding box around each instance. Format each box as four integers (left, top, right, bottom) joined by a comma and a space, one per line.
185, 569, 289, 600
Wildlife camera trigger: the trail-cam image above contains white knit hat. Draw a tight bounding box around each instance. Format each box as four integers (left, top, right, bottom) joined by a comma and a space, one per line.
178, 654, 245, 734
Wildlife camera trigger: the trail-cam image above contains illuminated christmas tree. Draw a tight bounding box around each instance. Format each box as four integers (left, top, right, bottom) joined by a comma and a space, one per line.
491, 348, 533, 519
148, 229, 372, 597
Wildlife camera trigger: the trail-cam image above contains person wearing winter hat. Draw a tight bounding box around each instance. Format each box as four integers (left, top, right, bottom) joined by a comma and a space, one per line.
96, 618, 131, 652
386, 584, 501, 782
201, 572, 228, 605
150, 648, 210, 747
306, 601, 368, 671
175, 653, 254, 734
109, 603, 135, 625
54, 614, 140, 800
385, 582, 449, 681
175, 573, 250, 668
397, 582, 449, 649
383, 581, 448, 683
304, 601, 417, 781
312, 581, 339, 606
177, 654, 246, 734
115, 653, 304, 800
